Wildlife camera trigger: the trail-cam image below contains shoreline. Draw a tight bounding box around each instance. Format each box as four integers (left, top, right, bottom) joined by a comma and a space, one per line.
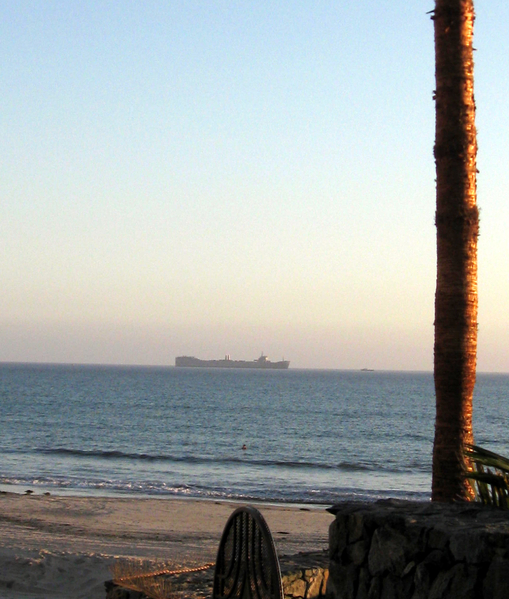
0, 483, 334, 510
0, 491, 333, 599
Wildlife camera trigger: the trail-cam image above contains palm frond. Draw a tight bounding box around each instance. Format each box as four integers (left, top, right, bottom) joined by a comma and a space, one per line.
110, 559, 214, 599
464, 444, 509, 509
465, 444, 509, 473
111, 560, 176, 599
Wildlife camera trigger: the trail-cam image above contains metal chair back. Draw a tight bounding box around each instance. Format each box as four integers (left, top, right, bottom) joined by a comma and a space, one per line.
213, 506, 284, 599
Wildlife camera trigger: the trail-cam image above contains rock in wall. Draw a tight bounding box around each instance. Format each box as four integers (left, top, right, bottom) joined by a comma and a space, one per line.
327, 499, 509, 599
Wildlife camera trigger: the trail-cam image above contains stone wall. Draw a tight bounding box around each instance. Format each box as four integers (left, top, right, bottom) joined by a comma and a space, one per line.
281, 551, 329, 599
327, 499, 509, 599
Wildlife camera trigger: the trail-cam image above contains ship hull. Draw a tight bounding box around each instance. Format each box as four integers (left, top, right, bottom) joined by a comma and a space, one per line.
175, 356, 290, 369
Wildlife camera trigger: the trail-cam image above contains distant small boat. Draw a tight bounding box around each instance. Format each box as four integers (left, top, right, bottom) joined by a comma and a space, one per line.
360, 368, 374, 372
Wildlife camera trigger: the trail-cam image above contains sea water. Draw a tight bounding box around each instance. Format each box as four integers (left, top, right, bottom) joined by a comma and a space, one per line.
0, 363, 508, 505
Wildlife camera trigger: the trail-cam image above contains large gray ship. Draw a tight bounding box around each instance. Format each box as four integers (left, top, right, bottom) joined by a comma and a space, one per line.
175, 353, 290, 369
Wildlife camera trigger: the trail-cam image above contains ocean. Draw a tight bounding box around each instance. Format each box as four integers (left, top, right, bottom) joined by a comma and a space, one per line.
1, 363, 508, 506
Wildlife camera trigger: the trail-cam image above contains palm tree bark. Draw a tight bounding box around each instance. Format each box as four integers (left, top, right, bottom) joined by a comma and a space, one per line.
432, 0, 479, 501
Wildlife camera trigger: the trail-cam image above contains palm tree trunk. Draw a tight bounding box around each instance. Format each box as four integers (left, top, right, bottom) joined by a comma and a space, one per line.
432, 0, 479, 502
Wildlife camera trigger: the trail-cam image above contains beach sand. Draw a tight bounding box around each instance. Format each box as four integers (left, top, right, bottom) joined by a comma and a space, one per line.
0, 492, 333, 599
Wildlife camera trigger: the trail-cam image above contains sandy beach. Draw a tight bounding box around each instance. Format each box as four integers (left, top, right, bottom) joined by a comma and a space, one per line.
0, 492, 333, 599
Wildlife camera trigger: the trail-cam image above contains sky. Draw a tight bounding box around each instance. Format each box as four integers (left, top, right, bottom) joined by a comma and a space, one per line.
1, 1, 508, 371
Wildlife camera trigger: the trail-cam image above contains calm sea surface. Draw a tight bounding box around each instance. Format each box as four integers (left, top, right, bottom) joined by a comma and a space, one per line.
1, 363, 508, 505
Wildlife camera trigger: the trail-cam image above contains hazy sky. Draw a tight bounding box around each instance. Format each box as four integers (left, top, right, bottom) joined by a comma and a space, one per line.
2, 1, 508, 370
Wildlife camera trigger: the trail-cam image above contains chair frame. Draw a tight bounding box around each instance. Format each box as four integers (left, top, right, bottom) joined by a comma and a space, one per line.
213, 506, 284, 599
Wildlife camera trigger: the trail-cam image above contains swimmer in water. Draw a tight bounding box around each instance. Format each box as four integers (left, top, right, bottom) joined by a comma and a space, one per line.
242, 444, 247, 450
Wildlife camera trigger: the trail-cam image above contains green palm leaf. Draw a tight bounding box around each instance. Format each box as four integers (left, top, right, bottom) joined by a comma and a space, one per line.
463, 444, 509, 509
